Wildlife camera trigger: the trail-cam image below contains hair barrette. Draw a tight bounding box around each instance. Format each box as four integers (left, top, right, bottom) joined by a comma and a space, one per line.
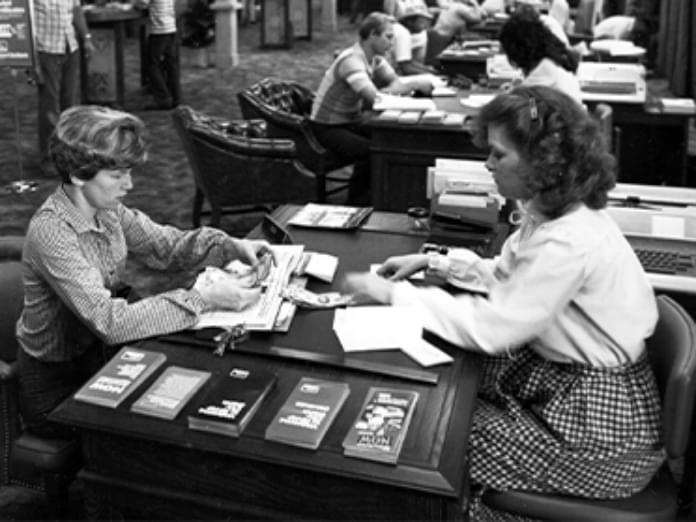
529, 97, 538, 121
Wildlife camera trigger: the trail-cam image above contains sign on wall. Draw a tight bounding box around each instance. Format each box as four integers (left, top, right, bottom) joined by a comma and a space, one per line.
0, 0, 36, 68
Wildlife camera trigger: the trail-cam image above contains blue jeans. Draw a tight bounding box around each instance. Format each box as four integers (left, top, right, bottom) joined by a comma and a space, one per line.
17, 348, 109, 438
147, 32, 180, 106
37, 50, 80, 161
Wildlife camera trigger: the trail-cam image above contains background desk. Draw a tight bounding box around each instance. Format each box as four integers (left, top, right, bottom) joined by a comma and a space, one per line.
367, 94, 482, 212
81, 6, 147, 107
50, 209, 482, 521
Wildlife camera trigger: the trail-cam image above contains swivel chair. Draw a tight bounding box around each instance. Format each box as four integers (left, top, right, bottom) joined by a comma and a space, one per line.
0, 236, 81, 519
172, 105, 318, 228
237, 78, 352, 202
482, 294, 696, 521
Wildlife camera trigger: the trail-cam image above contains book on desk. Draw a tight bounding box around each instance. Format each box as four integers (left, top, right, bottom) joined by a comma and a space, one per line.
188, 366, 277, 437
265, 377, 350, 450
342, 387, 419, 465
74, 346, 167, 408
131, 366, 210, 420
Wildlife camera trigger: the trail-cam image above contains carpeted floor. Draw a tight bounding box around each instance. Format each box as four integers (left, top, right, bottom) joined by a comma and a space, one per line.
0, 11, 356, 238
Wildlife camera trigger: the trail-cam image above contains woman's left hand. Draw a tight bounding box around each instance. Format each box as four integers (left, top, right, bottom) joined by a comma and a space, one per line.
342, 272, 395, 304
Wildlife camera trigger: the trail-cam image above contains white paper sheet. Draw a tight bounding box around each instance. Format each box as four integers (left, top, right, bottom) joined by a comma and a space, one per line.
333, 306, 453, 367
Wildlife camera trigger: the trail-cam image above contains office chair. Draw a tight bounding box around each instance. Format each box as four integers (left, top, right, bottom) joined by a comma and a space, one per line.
481, 294, 696, 521
172, 105, 317, 228
237, 78, 352, 202
0, 236, 81, 519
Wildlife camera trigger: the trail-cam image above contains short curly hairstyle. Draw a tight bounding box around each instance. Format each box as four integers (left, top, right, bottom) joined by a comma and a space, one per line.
473, 85, 616, 219
49, 105, 149, 183
499, 5, 578, 75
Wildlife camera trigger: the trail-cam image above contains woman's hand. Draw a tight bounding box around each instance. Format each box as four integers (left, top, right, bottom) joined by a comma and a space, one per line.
194, 267, 261, 311
342, 272, 395, 304
377, 254, 429, 280
234, 239, 276, 267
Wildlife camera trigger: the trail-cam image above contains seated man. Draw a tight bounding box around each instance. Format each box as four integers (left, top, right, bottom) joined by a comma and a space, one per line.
427, 0, 486, 64
309, 11, 434, 204
16, 105, 274, 438
390, 3, 438, 75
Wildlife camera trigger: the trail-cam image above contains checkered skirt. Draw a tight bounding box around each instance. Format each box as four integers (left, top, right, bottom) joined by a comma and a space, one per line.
469, 349, 665, 499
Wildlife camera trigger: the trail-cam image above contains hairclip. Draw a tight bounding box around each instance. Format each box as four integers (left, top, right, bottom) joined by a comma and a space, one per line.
529, 97, 539, 121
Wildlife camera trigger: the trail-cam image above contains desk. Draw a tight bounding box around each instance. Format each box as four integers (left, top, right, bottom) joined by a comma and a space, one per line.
81, 6, 147, 107
367, 93, 484, 212
50, 207, 482, 521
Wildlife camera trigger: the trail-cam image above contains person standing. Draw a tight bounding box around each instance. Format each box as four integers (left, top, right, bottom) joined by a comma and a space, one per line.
34, 0, 94, 176
134, 0, 181, 110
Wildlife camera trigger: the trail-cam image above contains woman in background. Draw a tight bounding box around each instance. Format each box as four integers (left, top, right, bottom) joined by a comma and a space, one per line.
499, 4, 582, 103
344, 85, 664, 519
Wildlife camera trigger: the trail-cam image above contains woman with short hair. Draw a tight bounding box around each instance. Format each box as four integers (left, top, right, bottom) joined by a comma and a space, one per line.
16, 105, 273, 438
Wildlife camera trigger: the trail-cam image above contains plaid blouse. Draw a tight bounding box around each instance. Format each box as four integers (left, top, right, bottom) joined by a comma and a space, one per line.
34, 0, 81, 54
17, 186, 242, 362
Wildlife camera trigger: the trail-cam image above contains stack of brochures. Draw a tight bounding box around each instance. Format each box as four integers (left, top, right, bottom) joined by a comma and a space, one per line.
342, 387, 419, 464
288, 203, 373, 230
265, 377, 350, 450
188, 366, 277, 437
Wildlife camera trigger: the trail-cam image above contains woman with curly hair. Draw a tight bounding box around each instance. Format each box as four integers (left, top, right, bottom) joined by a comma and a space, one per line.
500, 4, 582, 103
344, 85, 664, 519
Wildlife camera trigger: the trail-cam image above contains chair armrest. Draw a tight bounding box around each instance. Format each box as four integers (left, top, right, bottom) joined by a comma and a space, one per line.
0, 359, 16, 381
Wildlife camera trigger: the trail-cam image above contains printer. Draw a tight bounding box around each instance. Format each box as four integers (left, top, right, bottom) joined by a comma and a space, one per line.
577, 62, 647, 103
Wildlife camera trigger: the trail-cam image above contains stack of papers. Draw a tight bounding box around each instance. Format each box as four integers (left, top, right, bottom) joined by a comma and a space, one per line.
333, 306, 453, 367
460, 94, 496, 109
373, 94, 436, 112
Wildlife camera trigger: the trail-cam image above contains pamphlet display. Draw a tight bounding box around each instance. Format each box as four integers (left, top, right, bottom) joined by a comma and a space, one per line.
288, 204, 373, 230
131, 366, 210, 420
265, 377, 350, 449
342, 387, 419, 464
74, 346, 167, 408
188, 367, 277, 437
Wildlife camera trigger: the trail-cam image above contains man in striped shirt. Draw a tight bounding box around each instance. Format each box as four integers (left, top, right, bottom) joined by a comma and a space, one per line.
16, 106, 274, 437
34, 0, 94, 175
134, 0, 180, 110
309, 12, 434, 204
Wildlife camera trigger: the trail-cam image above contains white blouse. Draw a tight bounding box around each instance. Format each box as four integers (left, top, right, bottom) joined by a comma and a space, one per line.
391, 204, 658, 367
524, 58, 583, 105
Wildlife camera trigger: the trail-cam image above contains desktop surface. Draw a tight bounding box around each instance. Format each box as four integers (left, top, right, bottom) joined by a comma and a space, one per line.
50, 208, 483, 521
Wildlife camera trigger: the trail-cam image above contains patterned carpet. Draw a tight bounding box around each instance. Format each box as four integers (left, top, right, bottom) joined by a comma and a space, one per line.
0, 13, 356, 238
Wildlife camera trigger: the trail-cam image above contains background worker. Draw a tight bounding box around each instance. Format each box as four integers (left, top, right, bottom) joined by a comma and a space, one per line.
309, 12, 434, 204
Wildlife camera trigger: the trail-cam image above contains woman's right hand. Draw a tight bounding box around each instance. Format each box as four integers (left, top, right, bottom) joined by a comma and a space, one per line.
193, 267, 261, 311
377, 254, 429, 280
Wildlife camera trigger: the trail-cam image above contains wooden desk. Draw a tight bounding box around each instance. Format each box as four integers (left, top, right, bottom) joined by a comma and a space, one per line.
367, 93, 484, 212
81, 6, 147, 107
50, 208, 482, 521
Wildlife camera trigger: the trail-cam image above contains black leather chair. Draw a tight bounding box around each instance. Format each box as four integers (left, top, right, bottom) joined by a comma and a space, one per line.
237, 78, 352, 202
0, 236, 80, 519
482, 294, 696, 521
172, 105, 318, 228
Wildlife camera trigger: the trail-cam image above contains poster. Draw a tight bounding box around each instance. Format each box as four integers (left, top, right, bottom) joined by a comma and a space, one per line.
0, 0, 36, 68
